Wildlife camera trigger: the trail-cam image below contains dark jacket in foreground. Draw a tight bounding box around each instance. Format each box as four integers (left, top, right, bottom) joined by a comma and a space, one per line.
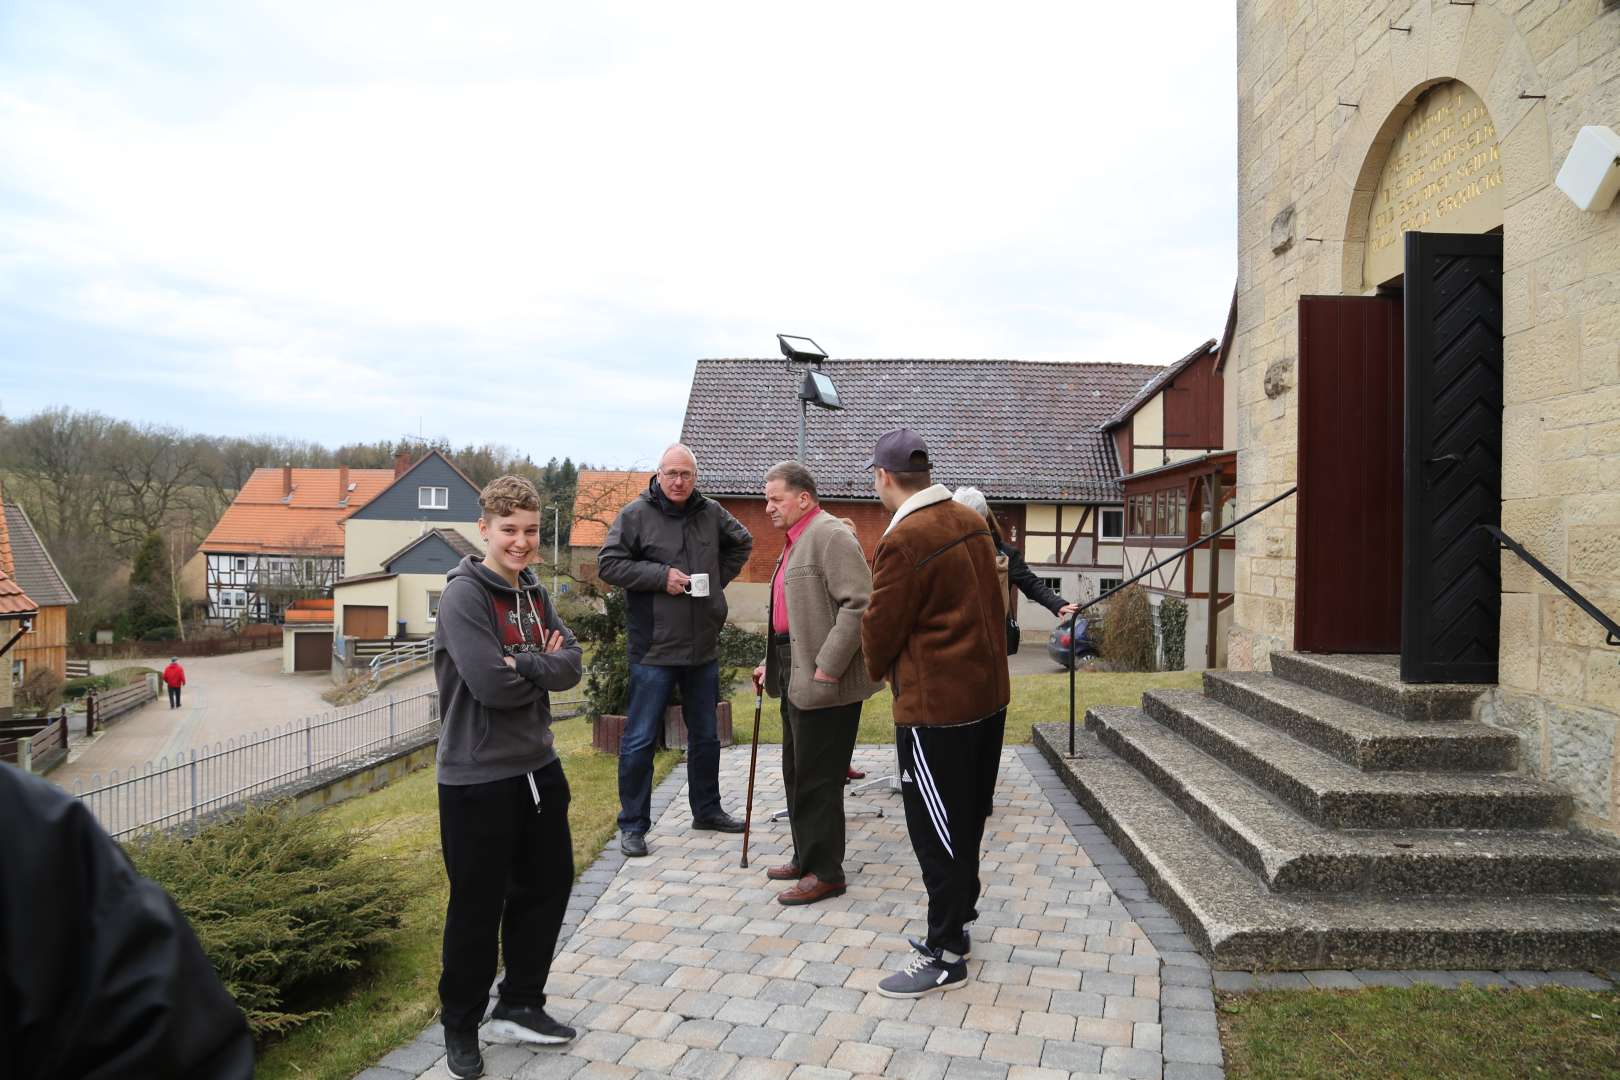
0, 764, 255, 1080
597, 478, 753, 666
434, 556, 583, 785
861, 486, 1011, 727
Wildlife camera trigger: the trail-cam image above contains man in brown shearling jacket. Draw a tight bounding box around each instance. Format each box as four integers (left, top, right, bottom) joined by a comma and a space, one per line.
860, 428, 1010, 998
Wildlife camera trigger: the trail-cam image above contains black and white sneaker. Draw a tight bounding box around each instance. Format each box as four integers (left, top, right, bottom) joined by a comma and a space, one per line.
485, 1002, 577, 1045
876, 939, 968, 998
443, 1027, 484, 1079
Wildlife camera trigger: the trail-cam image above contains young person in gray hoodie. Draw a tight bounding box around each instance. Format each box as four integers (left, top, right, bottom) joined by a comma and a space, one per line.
433, 475, 582, 1079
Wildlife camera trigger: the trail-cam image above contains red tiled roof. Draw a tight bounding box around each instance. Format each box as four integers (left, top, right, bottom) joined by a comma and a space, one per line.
681, 359, 1164, 503
199, 467, 396, 556
0, 570, 38, 619
570, 471, 653, 548
0, 483, 13, 578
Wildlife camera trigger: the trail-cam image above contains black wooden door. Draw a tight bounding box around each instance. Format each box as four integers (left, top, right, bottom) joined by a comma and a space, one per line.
1401, 231, 1503, 684
1295, 295, 1405, 653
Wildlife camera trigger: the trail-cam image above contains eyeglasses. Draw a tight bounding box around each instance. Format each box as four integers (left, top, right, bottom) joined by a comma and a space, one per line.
660, 468, 695, 481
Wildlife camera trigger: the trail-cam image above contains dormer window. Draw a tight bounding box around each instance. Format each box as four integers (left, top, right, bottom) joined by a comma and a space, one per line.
419, 486, 449, 510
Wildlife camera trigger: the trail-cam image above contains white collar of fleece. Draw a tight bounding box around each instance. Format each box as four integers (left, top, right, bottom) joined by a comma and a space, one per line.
883, 484, 953, 536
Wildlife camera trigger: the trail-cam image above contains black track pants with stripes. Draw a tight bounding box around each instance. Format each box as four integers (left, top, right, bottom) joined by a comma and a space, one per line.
896, 710, 1006, 955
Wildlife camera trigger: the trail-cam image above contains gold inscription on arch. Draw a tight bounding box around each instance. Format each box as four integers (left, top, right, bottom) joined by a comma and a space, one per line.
1362, 82, 1503, 287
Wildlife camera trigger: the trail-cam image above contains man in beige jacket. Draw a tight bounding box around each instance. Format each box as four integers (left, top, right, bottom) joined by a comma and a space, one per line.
751, 461, 882, 906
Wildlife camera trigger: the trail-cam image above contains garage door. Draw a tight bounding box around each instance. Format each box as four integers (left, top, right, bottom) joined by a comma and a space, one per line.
293, 632, 333, 672
344, 605, 390, 640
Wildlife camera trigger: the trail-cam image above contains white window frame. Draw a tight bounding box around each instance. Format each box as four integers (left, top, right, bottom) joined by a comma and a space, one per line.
234, 557, 248, 572
11, 659, 23, 687
419, 486, 449, 510
428, 590, 443, 620
1099, 577, 1124, 594
1099, 508, 1125, 542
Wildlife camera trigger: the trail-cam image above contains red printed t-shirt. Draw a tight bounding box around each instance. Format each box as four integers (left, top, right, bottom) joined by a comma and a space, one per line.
770, 506, 822, 635
490, 590, 543, 649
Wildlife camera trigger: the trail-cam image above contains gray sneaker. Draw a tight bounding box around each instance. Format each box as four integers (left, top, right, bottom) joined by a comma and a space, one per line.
876, 939, 967, 998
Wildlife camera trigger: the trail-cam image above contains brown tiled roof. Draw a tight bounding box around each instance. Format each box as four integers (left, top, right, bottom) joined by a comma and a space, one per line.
199, 467, 396, 556
680, 360, 1164, 502
1102, 340, 1218, 431
570, 471, 653, 547
380, 527, 481, 569
3, 504, 77, 607
0, 570, 38, 619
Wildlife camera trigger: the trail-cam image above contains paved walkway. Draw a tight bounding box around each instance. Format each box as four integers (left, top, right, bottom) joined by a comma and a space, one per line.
363, 744, 1222, 1080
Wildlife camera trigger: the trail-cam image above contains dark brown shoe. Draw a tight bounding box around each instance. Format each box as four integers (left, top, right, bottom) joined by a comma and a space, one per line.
845, 767, 866, 781
765, 862, 802, 881
777, 874, 847, 906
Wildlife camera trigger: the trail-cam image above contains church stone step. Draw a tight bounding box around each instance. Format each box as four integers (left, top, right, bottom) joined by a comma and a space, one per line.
1032, 722, 1620, 971
1204, 671, 1518, 771
1139, 691, 1571, 830
1270, 652, 1485, 723
1085, 706, 1620, 896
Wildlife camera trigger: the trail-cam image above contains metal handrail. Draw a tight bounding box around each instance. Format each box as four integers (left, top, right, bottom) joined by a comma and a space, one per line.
369, 637, 436, 683
1066, 485, 1299, 756
1484, 525, 1620, 647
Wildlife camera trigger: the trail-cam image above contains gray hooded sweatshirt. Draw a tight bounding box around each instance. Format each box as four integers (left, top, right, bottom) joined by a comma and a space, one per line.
433, 555, 582, 786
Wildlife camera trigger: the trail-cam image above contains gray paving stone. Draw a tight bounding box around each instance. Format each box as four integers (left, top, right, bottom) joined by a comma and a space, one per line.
1161, 984, 1215, 1010
1252, 972, 1310, 990
886, 1049, 950, 1079
1162, 1031, 1224, 1066
379, 1040, 443, 1073
1102, 1044, 1164, 1079
720, 1025, 787, 1058
672, 1048, 741, 1078
761, 980, 817, 1006
764, 1005, 829, 1035
943, 1058, 1010, 1079
1349, 970, 1412, 987
1039, 1038, 1103, 1073
1163, 1064, 1225, 1080
481, 1043, 538, 1078
1302, 970, 1363, 990
1160, 1007, 1219, 1036
514, 1054, 588, 1080
355, 1069, 413, 1080
872, 1018, 933, 1051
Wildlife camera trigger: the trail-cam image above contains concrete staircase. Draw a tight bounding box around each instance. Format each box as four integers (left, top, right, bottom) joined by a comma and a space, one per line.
1033, 653, 1620, 970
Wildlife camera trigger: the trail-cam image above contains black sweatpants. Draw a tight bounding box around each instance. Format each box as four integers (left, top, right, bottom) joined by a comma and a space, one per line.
438, 761, 572, 1033
897, 710, 1006, 956
168, 686, 182, 708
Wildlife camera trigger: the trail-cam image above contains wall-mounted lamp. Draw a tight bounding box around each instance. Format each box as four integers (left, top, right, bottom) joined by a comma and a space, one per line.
1556, 126, 1620, 212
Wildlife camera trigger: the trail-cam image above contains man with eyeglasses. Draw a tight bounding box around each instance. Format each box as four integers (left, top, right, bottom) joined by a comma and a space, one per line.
598, 444, 754, 857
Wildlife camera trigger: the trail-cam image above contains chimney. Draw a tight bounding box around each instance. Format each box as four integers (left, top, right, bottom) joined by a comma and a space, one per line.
338, 464, 350, 499
394, 452, 413, 479
282, 463, 293, 497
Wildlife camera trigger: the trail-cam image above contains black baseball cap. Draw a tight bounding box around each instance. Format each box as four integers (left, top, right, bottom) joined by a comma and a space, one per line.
865, 427, 932, 472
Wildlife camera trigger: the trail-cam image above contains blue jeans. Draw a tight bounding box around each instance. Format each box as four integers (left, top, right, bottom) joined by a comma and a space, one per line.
617, 660, 724, 835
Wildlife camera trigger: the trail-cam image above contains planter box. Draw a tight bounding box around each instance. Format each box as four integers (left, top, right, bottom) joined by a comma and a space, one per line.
591, 701, 734, 755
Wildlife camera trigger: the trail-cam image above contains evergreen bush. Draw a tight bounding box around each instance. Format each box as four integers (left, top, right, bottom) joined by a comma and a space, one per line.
1158, 596, 1189, 671
126, 802, 411, 1037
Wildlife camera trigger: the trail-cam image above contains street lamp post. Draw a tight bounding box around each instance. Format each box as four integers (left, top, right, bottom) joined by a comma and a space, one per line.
550, 505, 560, 595
777, 334, 843, 462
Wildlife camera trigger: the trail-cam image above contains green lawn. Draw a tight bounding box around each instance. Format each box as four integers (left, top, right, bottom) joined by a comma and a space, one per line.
726, 667, 1204, 746
252, 718, 679, 1080
1221, 986, 1620, 1079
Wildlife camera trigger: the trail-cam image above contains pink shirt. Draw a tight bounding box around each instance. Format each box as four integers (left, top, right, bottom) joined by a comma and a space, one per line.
770, 506, 822, 635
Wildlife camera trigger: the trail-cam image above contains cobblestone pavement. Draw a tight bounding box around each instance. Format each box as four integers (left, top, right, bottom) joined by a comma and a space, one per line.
362, 743, 1220, 1080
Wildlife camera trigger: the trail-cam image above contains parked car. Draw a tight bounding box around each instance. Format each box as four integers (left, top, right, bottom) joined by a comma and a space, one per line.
1047, 614, 1102, 670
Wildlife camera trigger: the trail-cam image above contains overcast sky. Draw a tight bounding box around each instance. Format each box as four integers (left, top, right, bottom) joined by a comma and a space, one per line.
1, 3, 1237, 469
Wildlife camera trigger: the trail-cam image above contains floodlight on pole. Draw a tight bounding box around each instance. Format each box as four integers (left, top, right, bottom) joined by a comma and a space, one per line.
778, 333, 843, 462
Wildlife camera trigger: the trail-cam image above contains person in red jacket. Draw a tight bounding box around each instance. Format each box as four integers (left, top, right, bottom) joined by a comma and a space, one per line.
162, 658, 186, 709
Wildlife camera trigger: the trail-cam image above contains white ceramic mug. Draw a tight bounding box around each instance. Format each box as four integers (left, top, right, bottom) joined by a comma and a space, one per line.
683, 573, 711, 598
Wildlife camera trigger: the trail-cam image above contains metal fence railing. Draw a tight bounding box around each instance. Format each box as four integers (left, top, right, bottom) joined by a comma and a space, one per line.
72, 690, 439, 840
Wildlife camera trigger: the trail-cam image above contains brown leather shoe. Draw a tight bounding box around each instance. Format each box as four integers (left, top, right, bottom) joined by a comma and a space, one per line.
777, 874, 847, 906
765, 862, 801, 881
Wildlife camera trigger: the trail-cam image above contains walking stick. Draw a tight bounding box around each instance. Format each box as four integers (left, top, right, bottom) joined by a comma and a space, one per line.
740, 687, 764, 868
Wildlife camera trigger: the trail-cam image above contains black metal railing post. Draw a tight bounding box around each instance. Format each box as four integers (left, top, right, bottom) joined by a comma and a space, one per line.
1064, 485, 1297, 756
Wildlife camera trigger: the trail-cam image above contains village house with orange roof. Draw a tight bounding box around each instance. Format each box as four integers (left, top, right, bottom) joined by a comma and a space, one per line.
0, 493, 41, 719
198, 462, 397, 626
567, 470, 652, 586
